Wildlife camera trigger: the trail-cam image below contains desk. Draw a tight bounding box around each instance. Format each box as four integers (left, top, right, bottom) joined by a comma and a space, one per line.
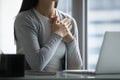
0, 72, 120, 80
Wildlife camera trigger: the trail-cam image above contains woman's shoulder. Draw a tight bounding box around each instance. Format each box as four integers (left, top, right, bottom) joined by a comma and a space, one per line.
56, 9, 76, 24
16, 9, 36, 21
57, 9, 76, 24
56, 9, 74, 20
14, 9, 39, 32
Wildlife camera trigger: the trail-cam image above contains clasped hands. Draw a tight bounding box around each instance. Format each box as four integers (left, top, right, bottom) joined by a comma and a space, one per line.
51, 16, 74, 43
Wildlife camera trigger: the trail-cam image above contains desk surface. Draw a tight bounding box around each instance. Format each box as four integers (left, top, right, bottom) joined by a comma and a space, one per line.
0, 72, 120, 80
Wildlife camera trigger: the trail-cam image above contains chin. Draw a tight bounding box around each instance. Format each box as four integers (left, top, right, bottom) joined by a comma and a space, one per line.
52, 0, 58, 1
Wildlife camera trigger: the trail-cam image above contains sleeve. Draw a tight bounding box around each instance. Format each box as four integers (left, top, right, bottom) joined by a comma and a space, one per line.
66, 18, 83, 70
14, 15, 62, 71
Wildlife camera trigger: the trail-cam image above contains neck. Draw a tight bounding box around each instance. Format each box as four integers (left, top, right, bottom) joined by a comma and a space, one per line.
35, 2, 56, 18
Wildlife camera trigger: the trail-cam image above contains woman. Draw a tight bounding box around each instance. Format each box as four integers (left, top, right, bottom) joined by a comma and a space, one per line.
14, 0, 82, 72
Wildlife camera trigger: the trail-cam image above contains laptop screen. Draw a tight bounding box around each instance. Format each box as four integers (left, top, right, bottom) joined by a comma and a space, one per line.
96, 31, 120, 74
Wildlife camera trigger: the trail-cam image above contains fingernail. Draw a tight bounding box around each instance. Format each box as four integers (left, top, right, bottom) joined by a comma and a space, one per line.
57, 20, 59, 23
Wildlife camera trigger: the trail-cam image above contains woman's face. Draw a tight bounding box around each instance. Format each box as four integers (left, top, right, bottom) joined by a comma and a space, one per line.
38, 0, 58, 7
39, 0, 58, 4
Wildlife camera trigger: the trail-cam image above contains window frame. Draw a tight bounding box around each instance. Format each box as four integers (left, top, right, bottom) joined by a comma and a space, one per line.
72, 0, 87, 69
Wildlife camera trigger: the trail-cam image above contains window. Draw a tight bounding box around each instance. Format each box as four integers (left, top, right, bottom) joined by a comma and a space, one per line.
88, 0, 120, 69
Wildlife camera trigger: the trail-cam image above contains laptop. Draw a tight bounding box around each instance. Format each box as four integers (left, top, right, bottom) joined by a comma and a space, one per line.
63, 31, 120, 75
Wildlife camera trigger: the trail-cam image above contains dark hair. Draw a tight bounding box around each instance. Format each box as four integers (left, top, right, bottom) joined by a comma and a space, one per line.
19, 0, 58, 13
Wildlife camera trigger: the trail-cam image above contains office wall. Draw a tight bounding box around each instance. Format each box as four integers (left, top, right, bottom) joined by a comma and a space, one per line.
0, 0, 22, 53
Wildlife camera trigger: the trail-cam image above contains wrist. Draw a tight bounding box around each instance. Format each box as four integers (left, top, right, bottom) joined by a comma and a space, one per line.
63, 34, 74, 43
54, 31, 64, 38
